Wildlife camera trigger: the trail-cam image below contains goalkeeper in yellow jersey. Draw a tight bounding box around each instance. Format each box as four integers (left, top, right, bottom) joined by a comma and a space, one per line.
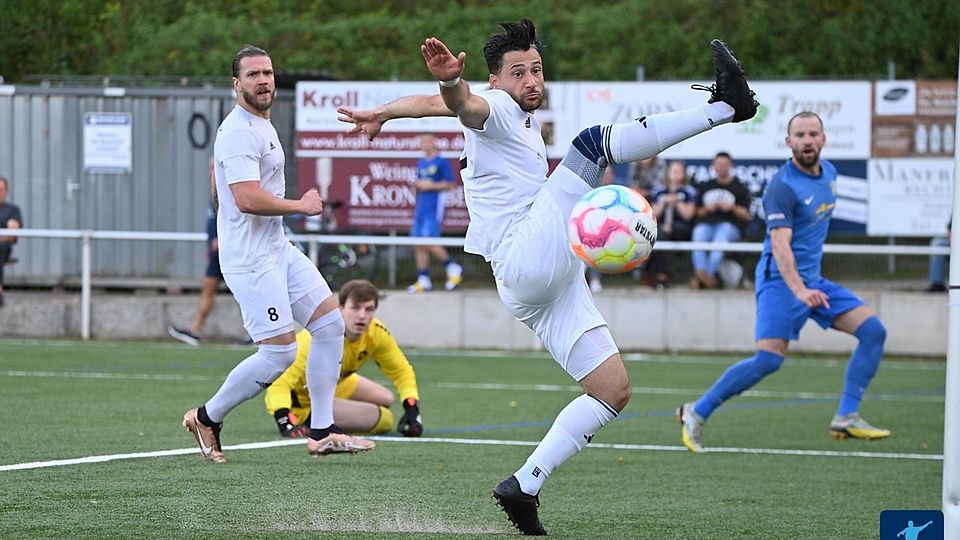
264, 279, 423, 437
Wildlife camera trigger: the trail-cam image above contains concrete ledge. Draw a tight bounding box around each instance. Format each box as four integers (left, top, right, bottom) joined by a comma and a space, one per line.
0, 287, 947, 356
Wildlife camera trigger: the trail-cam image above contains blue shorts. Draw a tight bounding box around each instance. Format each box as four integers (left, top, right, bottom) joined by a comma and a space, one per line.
205, 248, 223, 279
755, 277, 864, 341
410, 216, 441, 238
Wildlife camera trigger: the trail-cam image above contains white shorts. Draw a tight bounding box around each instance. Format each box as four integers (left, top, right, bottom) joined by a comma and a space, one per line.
224, 242, 332, 342
491, 187, 612, 379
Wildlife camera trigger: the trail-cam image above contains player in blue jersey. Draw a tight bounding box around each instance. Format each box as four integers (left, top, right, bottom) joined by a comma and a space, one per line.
407, 132, 463, 293
677, 111, 890, 452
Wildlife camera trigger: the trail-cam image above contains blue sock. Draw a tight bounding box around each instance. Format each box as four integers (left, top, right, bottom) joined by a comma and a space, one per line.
694, 350, 784, 419
837, 317, 886, 416
443, 258, 453, 267
418, 269, 430, 278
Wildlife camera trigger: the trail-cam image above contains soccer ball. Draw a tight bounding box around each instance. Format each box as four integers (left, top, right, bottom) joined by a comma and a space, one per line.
567, 185, 657, 274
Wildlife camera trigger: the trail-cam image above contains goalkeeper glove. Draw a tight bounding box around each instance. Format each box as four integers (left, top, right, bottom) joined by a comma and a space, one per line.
274, 408, 309, 438
397, 397, 423, 437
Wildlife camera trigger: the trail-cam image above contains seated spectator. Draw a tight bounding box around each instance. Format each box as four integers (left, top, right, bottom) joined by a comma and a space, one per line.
926, 219, 951, 292
647, 161, 697, 288
629, 156, 666, 200
690, 152, 751, 289
0, 175, 23, 307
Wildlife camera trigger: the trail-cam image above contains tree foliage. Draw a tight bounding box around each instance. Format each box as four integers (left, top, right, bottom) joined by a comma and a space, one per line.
1, 0, 957, 84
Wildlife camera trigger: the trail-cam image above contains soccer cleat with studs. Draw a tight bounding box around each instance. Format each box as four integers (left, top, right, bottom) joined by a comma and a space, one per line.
692, 39, 759, 123
492, 475, 547, 536
677, 402, 706, 453
306, 432, 376, 456
182, 408, 226, 464
830, 413, 891, 440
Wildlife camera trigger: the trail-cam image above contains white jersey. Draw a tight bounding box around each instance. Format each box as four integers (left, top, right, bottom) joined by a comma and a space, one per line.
461, 86, 549, 260
213, 105, 288, 273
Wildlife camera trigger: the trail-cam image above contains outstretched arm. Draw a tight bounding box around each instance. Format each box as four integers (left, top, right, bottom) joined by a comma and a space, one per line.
338, 94, 453, 141
421, 37, 490, 130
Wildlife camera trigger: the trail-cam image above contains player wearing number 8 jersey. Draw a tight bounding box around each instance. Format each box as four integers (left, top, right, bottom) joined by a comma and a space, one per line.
181, 44, 373, 464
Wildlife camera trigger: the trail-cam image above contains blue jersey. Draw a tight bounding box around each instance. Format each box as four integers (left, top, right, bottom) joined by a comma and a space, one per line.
758, 159, 837, 284
414, 155, 454, 223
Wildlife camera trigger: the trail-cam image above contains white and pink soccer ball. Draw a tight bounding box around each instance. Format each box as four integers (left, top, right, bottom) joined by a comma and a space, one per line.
567, 185, 657, 274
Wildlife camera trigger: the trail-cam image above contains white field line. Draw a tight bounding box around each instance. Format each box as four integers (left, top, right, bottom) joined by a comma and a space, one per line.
433, 382, 944, 402
0, 370, 223, 381
0, 371, 941, 402
0, 435, 941, 472
0, 339, 945, 370
410, 349, 946, 371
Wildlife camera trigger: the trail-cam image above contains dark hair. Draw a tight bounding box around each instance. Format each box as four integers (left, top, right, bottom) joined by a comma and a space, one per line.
232, 45, 270, 78
339, 279, 380, 308
786, 111, 824, 134
483, 18, 542, 74
713, 151, 733, 161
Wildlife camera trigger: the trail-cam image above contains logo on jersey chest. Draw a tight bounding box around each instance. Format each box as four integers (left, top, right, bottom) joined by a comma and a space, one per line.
815, 202, 835, 219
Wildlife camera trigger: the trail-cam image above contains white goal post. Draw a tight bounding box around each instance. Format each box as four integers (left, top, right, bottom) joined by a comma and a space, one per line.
943, 36, 960, 538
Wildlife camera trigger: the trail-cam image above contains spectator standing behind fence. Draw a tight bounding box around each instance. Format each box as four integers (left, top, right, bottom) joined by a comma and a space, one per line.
926, 218, 951, 292
408, 133, 464, 293
690, 152, 751, 289
629, 156, 666, 200
647, 161, 697, 288
0, 176, 23, 308
169, 160, 228, 345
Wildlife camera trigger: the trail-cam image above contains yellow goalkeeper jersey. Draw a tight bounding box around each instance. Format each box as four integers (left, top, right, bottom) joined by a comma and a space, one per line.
264, 318, 419, 413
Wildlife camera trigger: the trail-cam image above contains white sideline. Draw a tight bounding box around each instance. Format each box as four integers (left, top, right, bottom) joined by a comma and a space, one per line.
0, 435, 941, 472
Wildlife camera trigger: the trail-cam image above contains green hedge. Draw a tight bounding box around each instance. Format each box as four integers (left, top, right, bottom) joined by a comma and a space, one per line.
2, 0, 958, 83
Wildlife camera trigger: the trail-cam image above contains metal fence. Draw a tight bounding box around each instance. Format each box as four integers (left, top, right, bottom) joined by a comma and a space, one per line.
0, 228, 950, 340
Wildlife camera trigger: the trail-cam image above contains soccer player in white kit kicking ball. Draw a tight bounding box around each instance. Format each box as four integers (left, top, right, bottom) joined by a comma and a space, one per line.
181, 45, 374, 463
339, 20, 758, 534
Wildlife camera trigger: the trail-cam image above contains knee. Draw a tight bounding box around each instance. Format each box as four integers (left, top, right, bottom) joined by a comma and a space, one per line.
855, 316, 887, 345
753, 350, 785, 376
378, 389, 396, 408
615, 381, 632, 410
603, 375, 632, 411
309, 310, 345, 340
570, 125, 609, 166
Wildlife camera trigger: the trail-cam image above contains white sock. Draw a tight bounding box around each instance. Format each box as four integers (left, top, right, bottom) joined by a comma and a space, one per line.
607, 103, 734, 164
205, 342, 298, 422
304, 309, 345, 430
514, 394, 618, 495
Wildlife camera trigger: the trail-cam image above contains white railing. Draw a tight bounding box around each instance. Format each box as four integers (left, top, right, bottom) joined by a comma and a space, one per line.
0, 227, 950, 340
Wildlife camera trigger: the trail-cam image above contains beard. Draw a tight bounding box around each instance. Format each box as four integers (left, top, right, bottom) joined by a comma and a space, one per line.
518, 93, 543, 112
242, 87, 274, 112
792, 146, 821, 169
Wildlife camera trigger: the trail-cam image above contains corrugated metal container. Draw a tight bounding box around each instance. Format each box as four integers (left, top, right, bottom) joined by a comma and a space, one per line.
0, 86, 296, 286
